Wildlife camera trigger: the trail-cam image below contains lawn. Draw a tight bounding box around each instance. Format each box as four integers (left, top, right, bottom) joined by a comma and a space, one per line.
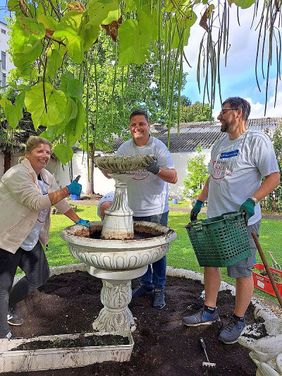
46, 202, 282, 292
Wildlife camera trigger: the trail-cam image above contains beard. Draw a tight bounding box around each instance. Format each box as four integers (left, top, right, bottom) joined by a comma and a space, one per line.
220, 122, 229, 132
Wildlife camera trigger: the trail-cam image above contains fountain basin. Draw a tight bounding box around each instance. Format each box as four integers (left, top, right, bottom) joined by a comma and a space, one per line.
62, 221, 177, 279
0, 332, 133, 373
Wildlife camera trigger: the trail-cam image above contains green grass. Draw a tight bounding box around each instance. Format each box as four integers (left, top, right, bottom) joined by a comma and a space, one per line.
46, 203, 282, 296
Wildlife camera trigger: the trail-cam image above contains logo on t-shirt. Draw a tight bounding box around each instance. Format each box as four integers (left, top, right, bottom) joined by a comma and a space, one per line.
211, 149, 239, 180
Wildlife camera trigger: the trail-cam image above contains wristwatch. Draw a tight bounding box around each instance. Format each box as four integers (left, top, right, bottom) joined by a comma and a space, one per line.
251, 197, 259, 204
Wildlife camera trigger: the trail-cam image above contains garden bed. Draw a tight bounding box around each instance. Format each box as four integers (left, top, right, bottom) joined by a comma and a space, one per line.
2, 270, 261, 376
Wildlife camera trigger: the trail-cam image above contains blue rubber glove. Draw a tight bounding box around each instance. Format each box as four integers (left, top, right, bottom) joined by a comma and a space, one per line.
75, 219, 90, 228
239, 198, 255, 221
146, 159, 160, 175
190, 200, 204, 221
67, 176, 82, 196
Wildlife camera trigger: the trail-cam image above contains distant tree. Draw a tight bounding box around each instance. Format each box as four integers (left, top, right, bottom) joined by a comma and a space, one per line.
183, 146, 209, 201
180, 102, 213, 123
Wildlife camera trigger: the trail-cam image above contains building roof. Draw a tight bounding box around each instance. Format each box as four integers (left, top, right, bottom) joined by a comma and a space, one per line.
113, 117, 282, 153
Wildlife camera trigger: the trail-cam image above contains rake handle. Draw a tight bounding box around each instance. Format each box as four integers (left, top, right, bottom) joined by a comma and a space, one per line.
252, 232, 282, 308
199, 337, 210, 362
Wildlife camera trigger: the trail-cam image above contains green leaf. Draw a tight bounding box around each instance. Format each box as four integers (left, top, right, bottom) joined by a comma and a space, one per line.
46, 49, 63, 79
53, 144, 74, 164
53, 12, 84, 63
8, 0, 23, 15
0, 95, 23, 129
24, 82, 68, 128
87, 0, 119, 26
17, 16, 45, 39
228, 0, 255, 9
60, 73, 84, 99
119, 19, 149, 65
37, 14, 58, 31
65, 99, 85, 145
102, 9, 120, 25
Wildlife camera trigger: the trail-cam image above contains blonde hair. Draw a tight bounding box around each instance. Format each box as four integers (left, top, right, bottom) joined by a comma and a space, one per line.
25, 136, 52, 154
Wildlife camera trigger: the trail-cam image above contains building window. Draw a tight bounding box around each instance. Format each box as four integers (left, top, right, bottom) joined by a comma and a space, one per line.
1, 29, 6, 34
2, 73, 6, 87
1, 51, 6, 70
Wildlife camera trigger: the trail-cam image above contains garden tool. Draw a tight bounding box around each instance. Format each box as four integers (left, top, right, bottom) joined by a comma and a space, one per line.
252, 232, 282, 308
74, 175, 81, 182
199, 337, 216, 371
269, 251, 281, 270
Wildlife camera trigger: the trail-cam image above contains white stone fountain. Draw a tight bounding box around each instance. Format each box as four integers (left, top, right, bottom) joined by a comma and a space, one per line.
62, 155, 177, 335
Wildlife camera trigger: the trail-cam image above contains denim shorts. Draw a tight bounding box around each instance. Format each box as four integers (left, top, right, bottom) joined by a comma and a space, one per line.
227, 221, 260, 278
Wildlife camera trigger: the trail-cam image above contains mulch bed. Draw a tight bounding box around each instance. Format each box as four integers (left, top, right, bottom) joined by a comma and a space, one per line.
4, 271, 260, 376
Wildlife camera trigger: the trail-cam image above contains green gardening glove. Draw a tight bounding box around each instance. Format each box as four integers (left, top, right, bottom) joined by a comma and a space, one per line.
239, 198, 256, 221
190, 200, 204, 221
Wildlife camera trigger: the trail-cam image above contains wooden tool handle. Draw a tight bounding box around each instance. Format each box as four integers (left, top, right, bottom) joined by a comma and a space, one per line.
252, 232, 282, 308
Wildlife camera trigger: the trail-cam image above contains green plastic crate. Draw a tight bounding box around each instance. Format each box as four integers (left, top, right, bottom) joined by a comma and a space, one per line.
185, 212, 252, 267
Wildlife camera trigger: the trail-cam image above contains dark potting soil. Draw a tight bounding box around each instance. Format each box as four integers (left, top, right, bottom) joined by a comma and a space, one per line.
11, 334, 129, 351
4, 271, 260, 376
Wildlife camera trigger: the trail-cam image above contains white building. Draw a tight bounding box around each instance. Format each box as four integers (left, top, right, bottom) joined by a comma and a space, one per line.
0, 20, 13, 87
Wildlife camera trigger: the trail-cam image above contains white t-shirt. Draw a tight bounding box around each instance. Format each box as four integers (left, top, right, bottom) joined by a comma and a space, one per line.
207, 130, 279, 225
116, 136, 174, 217
97, 191, 115, 218
21, 179, 49, 251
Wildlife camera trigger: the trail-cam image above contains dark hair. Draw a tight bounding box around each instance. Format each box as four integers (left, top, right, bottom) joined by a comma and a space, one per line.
129, 109, 149, 122
222, 97, 251, 120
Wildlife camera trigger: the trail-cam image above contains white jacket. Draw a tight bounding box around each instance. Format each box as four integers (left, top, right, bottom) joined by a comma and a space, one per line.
0, 158, 71, 253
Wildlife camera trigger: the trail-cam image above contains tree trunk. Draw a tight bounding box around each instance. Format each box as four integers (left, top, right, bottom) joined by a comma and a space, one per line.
4, 150, 11, 173
85, 143, 95, 195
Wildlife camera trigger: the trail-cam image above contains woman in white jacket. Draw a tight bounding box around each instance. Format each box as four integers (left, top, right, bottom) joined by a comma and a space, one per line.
0, 136, 89, 339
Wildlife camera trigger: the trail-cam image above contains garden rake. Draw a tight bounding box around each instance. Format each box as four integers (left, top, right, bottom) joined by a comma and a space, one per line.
199, 337, 216, 372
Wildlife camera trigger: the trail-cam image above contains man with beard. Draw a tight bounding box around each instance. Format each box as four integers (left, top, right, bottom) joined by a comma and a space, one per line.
182, 97, 280, 344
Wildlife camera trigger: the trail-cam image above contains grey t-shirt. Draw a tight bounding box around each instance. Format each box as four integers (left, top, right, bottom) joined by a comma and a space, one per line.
116, 136, 174, 217
207, 130, 279, 225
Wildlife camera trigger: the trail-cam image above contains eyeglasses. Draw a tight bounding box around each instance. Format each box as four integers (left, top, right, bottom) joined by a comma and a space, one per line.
220, 108, 238, 114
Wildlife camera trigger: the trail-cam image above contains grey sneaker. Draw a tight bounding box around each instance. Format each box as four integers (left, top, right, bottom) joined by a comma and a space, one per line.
183, 308, 220, 327
218, 317, 246, 344
132, 285, 153, 298
0, 331, 12, 340
153, 289, 166, 309
7, 310, 24, 326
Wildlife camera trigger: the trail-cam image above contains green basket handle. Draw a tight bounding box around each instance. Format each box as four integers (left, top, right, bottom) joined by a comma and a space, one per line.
222, 211, 243, 222
185, 221, 203, 232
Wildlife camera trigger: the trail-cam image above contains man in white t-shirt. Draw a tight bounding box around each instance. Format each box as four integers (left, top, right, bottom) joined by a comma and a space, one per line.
182, 97, 280, 344
116, 109, 177, 309
97, 192, 115, 220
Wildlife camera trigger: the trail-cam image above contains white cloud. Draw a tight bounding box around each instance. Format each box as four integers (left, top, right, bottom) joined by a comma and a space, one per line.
183, 2, 282, 118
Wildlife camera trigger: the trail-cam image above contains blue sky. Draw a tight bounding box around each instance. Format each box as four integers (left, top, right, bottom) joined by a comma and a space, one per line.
0, 0, 8, 22
0, 1, 281, 118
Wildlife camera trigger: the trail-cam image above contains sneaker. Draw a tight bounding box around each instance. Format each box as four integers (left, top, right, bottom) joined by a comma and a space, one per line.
183, 308, 220, 327
218, 316, 246, 344
153, 289, 166, 309
7, 310, 24, 326
0, 331, 12, 340
132, 285, 154, 298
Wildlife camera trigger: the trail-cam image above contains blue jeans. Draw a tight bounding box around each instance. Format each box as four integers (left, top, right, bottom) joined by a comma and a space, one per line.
133, 211, 169, 290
